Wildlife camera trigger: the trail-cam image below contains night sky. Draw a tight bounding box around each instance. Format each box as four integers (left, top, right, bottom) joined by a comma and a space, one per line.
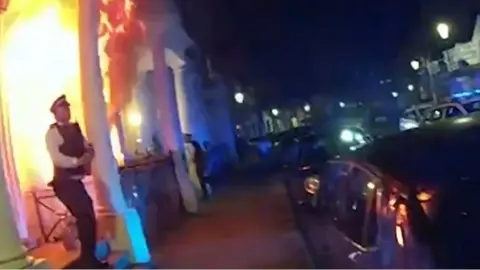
177, 0, 479, 107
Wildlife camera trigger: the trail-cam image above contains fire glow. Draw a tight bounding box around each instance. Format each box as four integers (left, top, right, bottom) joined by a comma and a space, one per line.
0, 0, 144, 190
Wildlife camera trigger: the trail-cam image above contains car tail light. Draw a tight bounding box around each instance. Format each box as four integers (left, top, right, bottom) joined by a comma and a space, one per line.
395, 224, 406, 247
416, 190, 436, 217
395, 203, 408, 247
390, 187, 436, 248
300, 165, 311, 171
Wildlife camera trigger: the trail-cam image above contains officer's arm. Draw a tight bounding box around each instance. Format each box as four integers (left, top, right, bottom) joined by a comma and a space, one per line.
78, 125, 94, 154
45, 127, 81, 168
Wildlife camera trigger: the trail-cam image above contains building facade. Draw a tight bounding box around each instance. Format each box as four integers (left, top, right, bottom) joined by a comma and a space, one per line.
0, 0, 228, 267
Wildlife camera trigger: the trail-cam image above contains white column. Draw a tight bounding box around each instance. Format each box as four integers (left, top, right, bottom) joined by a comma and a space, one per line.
214, 81, 237, 159
78, 0, 150, 263
136, 46, 158, 152
0, 3, 30, 245
172, 63, 210, 145
205, 81, 237, 160
114, 113, 131, 160
149, 33, 198, 213
0, 11, 48, 269
0, 144, 47, 268
161, 0, 210, 145
136, 75, 155, 151
0, 94, 29, 242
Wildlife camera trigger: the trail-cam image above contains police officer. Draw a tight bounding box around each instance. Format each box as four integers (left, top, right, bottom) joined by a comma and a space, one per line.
45, 95, 106, 268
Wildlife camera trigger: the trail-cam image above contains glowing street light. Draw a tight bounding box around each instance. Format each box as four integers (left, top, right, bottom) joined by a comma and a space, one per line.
410, 60, 420, 71
303, 104, 311, 112
271, 108, 279, 116
391, 92, 399, 98
234, 92, 244, 104
407, 84, 414, 91
436, 22, 450, 40
339, 101, 345, 108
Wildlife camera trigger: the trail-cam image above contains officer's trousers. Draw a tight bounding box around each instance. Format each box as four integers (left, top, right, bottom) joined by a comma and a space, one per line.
52, 179, 97, 261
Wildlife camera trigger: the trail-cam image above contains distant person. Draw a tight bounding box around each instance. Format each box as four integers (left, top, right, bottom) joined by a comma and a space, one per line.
235, 135, 247, 162
45, 95, 108, 268
184, 134, 209, 199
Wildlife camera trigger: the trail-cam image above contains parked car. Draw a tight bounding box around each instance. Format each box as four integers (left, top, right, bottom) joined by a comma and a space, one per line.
301, 114, 480, 268
245, 126, 317, 169
422, 97, 480, 124
401, 96, 480, 130
274, 126, 316, 167
399, 103, 432, 131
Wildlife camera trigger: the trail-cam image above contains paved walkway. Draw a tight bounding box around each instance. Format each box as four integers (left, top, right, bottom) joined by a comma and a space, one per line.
153, 179, 311, 268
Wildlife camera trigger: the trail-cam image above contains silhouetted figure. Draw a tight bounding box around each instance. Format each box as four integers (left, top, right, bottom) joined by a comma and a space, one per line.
184, 134, 209, 199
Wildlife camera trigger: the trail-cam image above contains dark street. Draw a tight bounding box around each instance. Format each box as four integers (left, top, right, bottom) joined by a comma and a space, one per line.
155, 175, 312, 268
2, 0, 479, 268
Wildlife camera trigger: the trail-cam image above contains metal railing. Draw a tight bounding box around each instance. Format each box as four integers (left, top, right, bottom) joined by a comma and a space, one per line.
118, 153, 183, 248
30, 189, 74, 244
29, 153, 184, 249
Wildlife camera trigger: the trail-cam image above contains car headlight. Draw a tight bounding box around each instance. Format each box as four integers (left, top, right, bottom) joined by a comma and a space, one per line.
340, 129, 354, 142
304, 176, 320, 195
354, 133, 366, 144
399, 118, 419, 131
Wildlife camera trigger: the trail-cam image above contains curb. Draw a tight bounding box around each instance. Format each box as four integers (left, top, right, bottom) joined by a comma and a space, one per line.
283, 175, 327, 269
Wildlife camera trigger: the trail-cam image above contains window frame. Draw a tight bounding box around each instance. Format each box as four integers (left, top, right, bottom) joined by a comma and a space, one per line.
445, 106, 464, 118
462, 100, 480, 113
425, 108, 445, 121
324, 161, 381, 249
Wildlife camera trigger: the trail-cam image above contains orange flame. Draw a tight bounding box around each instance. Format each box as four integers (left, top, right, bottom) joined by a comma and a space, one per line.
98, 0, 146, 126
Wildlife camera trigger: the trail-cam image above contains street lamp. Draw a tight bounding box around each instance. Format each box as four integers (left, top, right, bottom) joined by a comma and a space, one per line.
391, 92, 399, 98
339, 101, 345, 108
410, 60, 420, 71
407, 84, 414, 91
271, 108, 279, 116
234, 92, 244, 104
303, 104, 311, 112
409, 23, 449, 105
436, 22, 450, 40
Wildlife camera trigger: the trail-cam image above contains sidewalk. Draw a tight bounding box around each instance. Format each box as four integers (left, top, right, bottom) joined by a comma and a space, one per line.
153, 178, 311, 268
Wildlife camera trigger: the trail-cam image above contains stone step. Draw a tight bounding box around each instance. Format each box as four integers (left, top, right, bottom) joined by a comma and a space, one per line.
27, 240, 130, 269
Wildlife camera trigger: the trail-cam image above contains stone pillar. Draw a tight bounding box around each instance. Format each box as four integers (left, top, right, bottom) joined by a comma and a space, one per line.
149, 30, 198, 213
113, 113, 131, 160
135, 46, 158, 152
78, 0, 150, 263
136, 75, 155, 151
0, 146, 47, 269
0, 4, 30, 245
0, 93, 29, 241
214, 81, 237, 160
204, 80, 237, 161
170, 58, 210, 146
